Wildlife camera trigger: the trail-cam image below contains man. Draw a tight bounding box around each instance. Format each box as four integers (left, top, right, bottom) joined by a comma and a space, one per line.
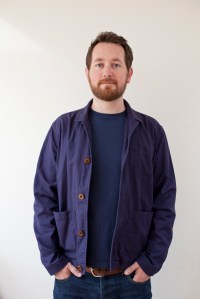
34, 32, 176, 299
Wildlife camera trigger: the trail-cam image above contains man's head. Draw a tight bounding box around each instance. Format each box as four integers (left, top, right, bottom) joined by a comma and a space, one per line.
85, 32, 133, 102
86, 31, 133, 71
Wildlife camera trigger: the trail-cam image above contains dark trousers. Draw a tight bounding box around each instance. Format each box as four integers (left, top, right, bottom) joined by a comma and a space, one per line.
53, 272, 152, 299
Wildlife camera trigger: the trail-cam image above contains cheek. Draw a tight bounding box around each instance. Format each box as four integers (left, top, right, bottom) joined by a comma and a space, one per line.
91, 73, 101, 84
117, 74, 128, 85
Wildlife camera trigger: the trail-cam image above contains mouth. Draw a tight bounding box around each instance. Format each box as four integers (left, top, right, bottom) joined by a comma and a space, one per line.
99, 79, 117, 85
100, 83, 115, 85
99, 83, 116, 89
99, 81, 116, 85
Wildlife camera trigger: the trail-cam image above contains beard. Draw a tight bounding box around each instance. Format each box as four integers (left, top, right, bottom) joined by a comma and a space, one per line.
88, 76, 128, 102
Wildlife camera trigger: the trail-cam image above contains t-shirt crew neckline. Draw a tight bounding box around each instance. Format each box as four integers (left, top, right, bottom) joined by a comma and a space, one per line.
89, 107, 127, 118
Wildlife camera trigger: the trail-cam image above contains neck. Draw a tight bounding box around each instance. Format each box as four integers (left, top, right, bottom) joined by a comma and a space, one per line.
91, 97, 125, 114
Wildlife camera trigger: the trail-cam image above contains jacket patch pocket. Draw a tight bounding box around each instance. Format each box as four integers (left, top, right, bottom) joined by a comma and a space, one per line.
54, 210, 76, 251
121, 211, 153, 259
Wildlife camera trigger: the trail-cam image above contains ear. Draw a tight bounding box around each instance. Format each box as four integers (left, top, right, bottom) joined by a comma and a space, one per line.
85, 67, 89, 80
126, 67, 133, 83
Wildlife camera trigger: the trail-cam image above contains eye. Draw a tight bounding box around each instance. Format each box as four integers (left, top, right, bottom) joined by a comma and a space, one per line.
113, 63, 121, 68
95, 63, 103, 68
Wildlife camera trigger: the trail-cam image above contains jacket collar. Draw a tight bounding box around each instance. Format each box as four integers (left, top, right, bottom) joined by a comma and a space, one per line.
75, 99, 93, 122
75, 99, 142, 125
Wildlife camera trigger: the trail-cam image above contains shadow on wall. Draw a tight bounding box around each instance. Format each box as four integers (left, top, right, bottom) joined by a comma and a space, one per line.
0, 284, 3, 298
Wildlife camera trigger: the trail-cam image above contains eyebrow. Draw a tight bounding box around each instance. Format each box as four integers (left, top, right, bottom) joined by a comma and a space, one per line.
112, 58, 122, 63
93, 58, 123, 63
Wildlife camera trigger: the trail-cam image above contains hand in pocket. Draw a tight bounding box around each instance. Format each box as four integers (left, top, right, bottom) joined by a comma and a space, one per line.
55, 262, 82, 280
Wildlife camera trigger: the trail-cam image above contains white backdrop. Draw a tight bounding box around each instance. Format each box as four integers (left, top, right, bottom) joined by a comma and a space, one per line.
0, 1, 200, 298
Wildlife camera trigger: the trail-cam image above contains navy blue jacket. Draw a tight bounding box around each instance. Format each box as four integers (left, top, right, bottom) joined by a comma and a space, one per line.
33, 100, 176, 276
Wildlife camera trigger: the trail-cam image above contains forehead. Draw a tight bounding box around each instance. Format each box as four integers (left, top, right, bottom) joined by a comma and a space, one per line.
91, 42, 125, 62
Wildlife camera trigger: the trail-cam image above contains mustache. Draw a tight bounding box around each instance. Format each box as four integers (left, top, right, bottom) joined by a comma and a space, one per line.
98, 78, 117, 84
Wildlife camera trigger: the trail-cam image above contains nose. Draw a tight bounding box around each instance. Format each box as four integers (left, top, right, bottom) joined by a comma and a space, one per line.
103, 65, 112, 78
104, 74, 111, 78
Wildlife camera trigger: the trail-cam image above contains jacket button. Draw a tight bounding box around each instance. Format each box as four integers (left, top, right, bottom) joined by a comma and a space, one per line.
84, 157, 91, 164
78, 230, 84, 237
76, 265, 83, 272
79, 193, 85, 200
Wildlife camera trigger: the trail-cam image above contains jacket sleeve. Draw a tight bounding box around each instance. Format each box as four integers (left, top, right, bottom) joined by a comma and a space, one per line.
137, 125, 176, 276
33, 121, 68, 275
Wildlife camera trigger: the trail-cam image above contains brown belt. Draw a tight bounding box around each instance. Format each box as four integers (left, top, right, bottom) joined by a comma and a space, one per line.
86, 267, 123, 277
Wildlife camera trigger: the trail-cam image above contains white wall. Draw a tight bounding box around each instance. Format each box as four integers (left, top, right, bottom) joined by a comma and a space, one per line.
0, 1, 199, 298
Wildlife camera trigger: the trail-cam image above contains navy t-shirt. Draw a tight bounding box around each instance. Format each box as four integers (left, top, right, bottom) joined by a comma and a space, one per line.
86, 108, 126, 268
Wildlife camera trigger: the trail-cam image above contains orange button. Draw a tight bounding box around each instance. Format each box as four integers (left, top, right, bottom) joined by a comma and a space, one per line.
78, 230, 84, 237
79, 193, 85, 200
84, 157, 91, 164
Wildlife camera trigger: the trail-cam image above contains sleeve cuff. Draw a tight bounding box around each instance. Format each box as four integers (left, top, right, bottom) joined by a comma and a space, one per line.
45, 255, 69, 275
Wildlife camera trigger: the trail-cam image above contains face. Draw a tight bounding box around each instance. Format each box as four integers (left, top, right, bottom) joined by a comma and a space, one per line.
86, 42, 133, 102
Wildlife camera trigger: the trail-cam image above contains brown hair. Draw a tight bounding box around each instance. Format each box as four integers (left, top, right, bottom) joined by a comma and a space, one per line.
86, 31, 133, 70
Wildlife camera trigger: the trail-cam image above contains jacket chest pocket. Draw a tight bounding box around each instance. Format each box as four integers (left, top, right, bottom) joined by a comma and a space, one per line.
54, 210, 76, 251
